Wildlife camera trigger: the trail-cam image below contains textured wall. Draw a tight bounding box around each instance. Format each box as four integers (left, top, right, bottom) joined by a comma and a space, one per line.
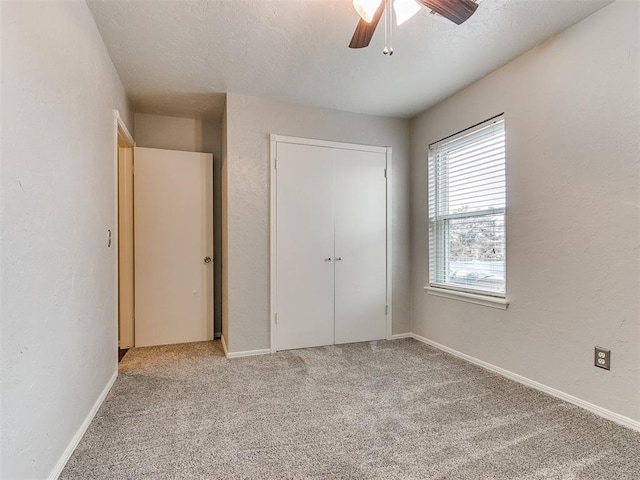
0, 1, 133, 478
410, 1, 640, 421
134, 113, 223, 335
134, 113, 221, 156
225, 94, 411, 352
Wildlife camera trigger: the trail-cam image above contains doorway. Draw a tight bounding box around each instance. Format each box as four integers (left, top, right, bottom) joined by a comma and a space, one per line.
115, 114, 215, 357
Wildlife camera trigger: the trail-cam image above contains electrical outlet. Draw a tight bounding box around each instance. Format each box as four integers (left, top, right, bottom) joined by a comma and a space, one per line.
594, 347, 610, 370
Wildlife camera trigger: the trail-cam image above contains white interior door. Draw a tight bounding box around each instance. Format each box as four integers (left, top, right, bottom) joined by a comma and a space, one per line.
276, 143, 335, 350
334, 148, 387, 344
134, 147, 214, 347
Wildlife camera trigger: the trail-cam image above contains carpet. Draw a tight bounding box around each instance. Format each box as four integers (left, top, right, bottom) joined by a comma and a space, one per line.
60, 339, 640, 479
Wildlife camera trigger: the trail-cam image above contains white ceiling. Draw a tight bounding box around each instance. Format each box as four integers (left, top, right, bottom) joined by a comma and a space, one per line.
87, 0, 612, 120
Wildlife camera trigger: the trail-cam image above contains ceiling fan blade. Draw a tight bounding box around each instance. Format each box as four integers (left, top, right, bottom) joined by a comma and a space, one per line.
349, 1, 386, 49
418, 0, 478, 25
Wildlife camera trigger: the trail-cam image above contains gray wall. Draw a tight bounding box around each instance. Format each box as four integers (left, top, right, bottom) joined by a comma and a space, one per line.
134, 113, 221, 156
410, 0, 639, 422
224, 93, 412, 352
134, 113, 223, 335
1, 1, 133, 478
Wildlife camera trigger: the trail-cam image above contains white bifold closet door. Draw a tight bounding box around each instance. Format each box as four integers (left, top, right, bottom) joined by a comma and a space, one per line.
276, 143, 335, 350
275, 141, 387, 351
334, 148, 387, 344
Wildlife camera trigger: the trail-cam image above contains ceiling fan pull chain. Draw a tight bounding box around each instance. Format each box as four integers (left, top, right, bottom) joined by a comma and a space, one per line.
387, 0, 394, 56
388, 0, 394, 56
383, 0, 389, 54
383, 0, 394, 55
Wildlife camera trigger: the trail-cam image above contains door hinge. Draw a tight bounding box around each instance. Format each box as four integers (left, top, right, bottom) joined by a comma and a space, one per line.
274, 159, 278, 170
384, 168, 387, 178
385, 305, 389, 315
275, 313, 278, 324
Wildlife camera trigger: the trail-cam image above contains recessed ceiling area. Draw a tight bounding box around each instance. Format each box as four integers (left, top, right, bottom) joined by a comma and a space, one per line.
87, 0, 612, 120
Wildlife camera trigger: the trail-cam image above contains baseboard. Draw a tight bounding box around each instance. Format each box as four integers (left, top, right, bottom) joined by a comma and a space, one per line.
221, 335, 229, 357
390, 333, 413, 340
220, 334, 271, 359
49, 369, 118, 479
226, 348, 271, 359
406, 333, 640, 433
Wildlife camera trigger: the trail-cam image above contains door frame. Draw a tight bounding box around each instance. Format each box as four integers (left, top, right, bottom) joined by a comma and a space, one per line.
114, 110, 135, 351
269, 134, 393, 353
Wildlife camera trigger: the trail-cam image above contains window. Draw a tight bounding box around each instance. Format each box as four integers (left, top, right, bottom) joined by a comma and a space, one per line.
428, 116, 506, 298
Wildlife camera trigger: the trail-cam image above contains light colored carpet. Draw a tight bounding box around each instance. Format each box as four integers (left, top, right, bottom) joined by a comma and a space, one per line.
61, 339, 640, 479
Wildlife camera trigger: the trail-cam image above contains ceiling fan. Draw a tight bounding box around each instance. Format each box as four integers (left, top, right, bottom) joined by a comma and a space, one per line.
349, 0, 479, 54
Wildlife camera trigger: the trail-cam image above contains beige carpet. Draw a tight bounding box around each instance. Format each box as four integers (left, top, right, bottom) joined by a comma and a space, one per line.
61, 339, 640, 479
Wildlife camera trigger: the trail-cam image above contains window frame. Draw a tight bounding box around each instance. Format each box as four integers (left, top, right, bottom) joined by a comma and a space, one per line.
427, 115, 508, 305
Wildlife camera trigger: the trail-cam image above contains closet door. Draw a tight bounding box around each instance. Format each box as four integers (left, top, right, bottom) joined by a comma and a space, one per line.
334, 148, 387, 344
276, 143, 335, 350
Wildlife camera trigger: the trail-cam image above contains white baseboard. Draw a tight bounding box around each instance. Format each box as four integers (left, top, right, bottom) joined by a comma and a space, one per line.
405, 333, 640, 433
226, 348, 271, 359
220, 334, 270, 359
49, 369, 118, 479
390, 333, 413, 340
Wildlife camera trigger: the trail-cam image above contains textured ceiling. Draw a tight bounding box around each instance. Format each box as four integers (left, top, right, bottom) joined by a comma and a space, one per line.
87, 0, 612, 120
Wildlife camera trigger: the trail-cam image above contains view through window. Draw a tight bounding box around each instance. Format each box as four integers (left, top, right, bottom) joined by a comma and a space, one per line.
428, 116, 506, 296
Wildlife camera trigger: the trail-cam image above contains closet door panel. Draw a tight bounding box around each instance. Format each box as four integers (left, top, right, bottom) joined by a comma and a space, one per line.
276, 143, 335, 350
334, 149, 387, 344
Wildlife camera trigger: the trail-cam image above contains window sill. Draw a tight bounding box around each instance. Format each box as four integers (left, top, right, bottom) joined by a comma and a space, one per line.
424, 286, 509, 310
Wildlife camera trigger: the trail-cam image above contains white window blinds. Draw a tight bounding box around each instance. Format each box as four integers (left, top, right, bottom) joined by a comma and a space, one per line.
428, 116, 506, 297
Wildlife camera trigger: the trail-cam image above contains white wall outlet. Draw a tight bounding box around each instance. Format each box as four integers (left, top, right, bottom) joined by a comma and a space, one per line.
594, 347, 610, 370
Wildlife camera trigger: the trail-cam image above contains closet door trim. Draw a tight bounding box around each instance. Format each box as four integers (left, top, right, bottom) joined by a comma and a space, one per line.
269, 134, 393, 353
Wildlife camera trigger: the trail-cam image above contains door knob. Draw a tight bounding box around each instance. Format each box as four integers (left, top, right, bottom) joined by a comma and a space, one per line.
204, 256, 212, 264
335, 257, 343, 261
324, 257, 332, 261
